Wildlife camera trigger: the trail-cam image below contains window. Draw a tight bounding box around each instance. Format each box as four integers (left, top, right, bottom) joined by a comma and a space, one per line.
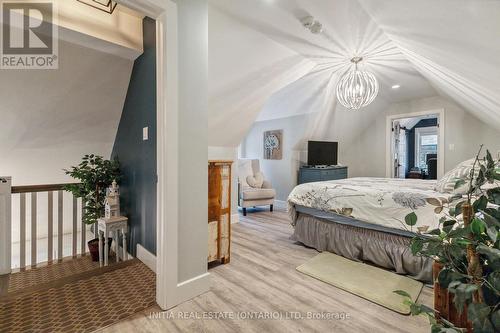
415, 127, 438, 172
421, 134, 438, 146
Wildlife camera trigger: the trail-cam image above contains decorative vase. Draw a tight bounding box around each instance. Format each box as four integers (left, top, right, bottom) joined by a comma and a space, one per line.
433, 261, 473, 332
432, 203, 473, 333
87, 238, 113, 262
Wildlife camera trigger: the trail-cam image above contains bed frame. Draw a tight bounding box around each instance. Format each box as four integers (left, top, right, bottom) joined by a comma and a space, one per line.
292, 205, 433, 283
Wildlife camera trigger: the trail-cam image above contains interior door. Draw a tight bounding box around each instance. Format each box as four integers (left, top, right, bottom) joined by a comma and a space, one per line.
392, 121, 406, 178
391, 122, 397, 178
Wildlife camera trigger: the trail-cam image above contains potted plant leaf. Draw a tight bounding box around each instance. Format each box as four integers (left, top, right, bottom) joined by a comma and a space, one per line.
64, 154, 121, 261
395, 147, 500, 333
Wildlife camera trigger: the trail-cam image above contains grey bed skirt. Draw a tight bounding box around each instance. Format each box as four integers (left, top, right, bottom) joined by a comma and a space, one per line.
292, 212, 433, 283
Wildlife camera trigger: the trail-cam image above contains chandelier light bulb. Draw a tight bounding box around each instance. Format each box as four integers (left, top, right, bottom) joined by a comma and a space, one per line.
336, 57, 379, 110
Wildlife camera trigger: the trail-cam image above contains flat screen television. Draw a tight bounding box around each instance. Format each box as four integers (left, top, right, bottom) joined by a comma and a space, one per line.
307, 141, 338, 166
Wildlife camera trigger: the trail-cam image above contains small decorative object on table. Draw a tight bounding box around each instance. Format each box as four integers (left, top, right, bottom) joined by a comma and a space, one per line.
98, 181, 129, 267
105, 180, 120, 219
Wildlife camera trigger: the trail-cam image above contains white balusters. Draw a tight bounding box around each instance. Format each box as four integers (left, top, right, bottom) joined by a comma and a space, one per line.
57, 190, 63, 261
31, 192, 37, 267
72, 196, 77, 257
10, 184, 85, 270
19, 193, 26, 269
47, 191, 53, 262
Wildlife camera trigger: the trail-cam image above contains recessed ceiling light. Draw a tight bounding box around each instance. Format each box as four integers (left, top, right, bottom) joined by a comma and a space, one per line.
392, 84, 401, 89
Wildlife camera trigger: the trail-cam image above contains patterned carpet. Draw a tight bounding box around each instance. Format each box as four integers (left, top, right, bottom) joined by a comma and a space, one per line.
0, 259, 156, 333
6, 256, 103, 294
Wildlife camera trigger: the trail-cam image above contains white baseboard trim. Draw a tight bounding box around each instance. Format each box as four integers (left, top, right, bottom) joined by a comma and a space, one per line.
231, 213, 239, 224
136, 243, 157, 273
175, 272, 211, 306
274, 200, 288, 210
139, 241, 209, 309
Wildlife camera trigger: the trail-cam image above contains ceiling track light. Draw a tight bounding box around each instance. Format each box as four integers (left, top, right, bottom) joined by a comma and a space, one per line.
77, 0, 118, 14
300, 16, 323, 34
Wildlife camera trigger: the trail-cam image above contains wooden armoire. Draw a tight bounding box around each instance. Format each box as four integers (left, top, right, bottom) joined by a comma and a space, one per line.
208, 160, 232, 264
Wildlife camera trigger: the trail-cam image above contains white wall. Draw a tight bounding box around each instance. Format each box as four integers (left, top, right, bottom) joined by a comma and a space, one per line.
240, 114, 311, 201
0, 40, 133, 254
0, 40, 133, 186
207, 3, 316, 207
241, 95, 500, 200
176, 0, 209, 284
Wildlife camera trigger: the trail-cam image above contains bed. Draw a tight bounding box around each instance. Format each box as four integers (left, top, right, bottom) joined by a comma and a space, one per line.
287, 177, 455, 283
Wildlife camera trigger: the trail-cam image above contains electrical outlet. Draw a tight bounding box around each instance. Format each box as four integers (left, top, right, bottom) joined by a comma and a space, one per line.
143, 127, 149, 141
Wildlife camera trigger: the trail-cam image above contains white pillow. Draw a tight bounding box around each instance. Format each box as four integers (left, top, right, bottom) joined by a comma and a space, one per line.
238, 160, 254, 187
435, 158, 476, 194
246, 172, 264, 188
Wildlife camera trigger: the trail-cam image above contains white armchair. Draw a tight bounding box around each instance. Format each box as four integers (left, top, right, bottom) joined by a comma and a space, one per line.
238, 159, 276, 216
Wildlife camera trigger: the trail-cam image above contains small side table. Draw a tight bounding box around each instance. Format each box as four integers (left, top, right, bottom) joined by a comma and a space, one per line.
97, 216, 129, 267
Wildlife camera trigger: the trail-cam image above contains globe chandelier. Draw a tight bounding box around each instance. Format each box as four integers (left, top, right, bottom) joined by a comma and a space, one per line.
336, 57, 379, 110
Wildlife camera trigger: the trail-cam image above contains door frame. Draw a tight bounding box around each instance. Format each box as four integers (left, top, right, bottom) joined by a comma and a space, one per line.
116, 0, 210, 310
386, 109, 445, 179
392, 122, 407, 179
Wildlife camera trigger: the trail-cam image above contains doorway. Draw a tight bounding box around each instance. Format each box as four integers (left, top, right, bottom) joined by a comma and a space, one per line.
386, 110, 444, 180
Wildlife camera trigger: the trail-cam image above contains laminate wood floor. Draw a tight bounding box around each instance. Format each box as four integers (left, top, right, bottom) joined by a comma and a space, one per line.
100, 208, 433, 333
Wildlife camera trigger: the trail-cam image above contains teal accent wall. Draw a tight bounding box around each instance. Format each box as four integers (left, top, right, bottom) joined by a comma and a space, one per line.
112, 17, 157, 255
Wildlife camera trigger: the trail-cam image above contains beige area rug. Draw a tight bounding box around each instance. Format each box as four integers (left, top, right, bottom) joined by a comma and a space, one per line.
296, 252, 423, 314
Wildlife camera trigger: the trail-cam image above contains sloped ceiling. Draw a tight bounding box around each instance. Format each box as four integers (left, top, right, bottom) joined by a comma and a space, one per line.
209, 0, 500, 146
208, 5, 315, 146
0, 40, 133, 185
358, 0, 500, 130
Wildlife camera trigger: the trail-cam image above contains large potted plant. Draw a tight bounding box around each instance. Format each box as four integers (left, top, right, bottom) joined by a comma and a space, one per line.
395, 147, 500, 332
64, 154, 120, 261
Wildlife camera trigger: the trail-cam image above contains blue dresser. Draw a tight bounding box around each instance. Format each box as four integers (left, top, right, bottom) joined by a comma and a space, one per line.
298, 166, 348, 184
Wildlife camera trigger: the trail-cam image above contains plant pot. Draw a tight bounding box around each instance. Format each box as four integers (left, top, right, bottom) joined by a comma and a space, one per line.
88, 238, 113, 262
433, 261, 473, 333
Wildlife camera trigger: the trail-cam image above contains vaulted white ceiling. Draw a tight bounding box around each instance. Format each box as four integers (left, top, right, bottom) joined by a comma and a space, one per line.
358, 0, 500, 130
209, 0, 500, 145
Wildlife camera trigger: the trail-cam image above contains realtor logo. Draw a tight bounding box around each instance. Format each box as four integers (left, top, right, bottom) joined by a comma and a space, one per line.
1, 0, 58, 69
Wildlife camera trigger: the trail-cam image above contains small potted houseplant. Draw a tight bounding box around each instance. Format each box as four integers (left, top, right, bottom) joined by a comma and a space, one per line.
395, 147, 500, 332
64, 154, 120, 261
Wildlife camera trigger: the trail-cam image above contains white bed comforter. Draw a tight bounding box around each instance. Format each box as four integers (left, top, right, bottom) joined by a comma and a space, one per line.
288, 177, 453, 232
